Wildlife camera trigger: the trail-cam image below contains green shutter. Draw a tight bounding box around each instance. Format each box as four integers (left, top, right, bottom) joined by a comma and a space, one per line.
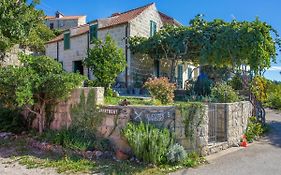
150, 20, 157, 37
90, 24, 98, 42
187, 68, 192, 80
64, 33, 70, 50
177, 64, 183, 88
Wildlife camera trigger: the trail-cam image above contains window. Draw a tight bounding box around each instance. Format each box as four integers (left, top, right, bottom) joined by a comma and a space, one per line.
177, 64, 183, 88
64, 33, 70, 50
154, 60, 160, 77
187, 67, 193, 80
72, 61, 84, 75
90, 24, 98, 42
50, 23, 54, 29
150, 20, 157, 37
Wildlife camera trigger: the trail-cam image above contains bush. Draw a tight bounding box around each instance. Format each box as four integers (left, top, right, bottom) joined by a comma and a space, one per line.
166, 143, 187, 164
144, 77, 176, 105
229, 74, 243, 90
122, 122, 173, 164
251, 76, 268, 102
0, 107, 27, 134
245, 116, 265, 142
193, 75, 213, 96
182, 152, 201, 167
211, 83, 239, 103
265, 81, 281, 110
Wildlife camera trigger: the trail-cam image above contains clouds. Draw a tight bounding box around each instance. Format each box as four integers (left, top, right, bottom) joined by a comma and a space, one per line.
268, 66, 281, 71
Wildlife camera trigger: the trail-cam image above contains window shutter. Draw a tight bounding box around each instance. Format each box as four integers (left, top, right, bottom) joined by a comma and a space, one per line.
150, 20, 157, 37
177, 64, 183, 88
187, 68, 192, 80
90, 24, 98, 42
64, 33, 70, 50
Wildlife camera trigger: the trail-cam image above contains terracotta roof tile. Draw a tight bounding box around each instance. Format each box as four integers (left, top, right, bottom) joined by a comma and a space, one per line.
98, 3, 154, 29
46, 24, 89, 44
45, 16, 85, 20
159, 11, 182, 26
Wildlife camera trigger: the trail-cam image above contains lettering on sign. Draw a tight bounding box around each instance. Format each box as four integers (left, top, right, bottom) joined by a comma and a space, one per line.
132, 108, 175, 122
99, 108, 119, 115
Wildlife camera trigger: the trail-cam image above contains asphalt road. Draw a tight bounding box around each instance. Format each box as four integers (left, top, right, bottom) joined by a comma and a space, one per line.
173, 109, 281, 175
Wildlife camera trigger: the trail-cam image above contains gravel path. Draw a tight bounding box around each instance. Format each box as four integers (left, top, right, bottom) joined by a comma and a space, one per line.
172, 109, 281, 175
0, 157, 59, 175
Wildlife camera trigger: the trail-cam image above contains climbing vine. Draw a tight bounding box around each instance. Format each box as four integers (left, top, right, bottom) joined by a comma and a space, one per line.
176, 102, 206, 148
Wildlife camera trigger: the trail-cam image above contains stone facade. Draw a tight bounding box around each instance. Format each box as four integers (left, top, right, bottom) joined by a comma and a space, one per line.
45, 12, 86, 30
45, 3, 199, 88
0, 45, 32, 67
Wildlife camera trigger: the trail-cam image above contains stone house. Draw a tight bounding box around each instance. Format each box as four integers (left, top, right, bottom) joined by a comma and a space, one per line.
45, 3, 199, 89
45, 11, 86, 30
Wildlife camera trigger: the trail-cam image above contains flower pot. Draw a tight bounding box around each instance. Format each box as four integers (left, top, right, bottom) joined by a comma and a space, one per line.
115, 150, 129, 160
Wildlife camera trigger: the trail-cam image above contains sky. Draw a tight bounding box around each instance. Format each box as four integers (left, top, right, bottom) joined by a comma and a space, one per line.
36, 0, 281, 81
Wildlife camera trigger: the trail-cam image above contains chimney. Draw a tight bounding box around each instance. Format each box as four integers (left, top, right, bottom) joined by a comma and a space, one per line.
55, 11, 64, 18
111, 12, 121, 17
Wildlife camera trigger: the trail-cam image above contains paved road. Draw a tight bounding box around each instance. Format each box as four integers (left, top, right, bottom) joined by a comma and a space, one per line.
173, 109, 281, 175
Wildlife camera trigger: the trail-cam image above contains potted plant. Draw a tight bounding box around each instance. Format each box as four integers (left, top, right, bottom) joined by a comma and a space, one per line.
133, 74, 143, 95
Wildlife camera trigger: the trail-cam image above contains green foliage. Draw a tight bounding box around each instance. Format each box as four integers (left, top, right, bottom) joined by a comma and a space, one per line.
0, 107, 27, 133
176, 102, 205, 147
17, 155, 95, 174
166, 143, 187, 164
211, 83, 239, 103
182, 152, 202, 168
130, 16, 280, 77
0, 0, 54, 54
229, 74, 243, 90
251, 76, 268, 102
193, 76, 213, 96
144, 77, 176, 105
123, 122, 173, 165
71, 89, 103, 133
84, 35, 126, 90
264, 81, 281, 109
245, 116, 265, 142
0, 54, 85, 133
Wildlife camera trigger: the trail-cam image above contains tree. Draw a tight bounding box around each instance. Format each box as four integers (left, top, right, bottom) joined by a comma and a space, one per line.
130, 16, 280, 81
0, 54, 85, 133
0, 0, 54, 58
84, 35, 126, 91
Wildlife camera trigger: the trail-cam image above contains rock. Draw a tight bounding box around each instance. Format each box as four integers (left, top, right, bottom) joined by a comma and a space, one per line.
95, 151, 103, 159
0, 132, 13, 139
85, 151, 94, 159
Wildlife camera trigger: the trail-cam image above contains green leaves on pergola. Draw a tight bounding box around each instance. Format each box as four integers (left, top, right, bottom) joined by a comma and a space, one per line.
130, 15, 280, 75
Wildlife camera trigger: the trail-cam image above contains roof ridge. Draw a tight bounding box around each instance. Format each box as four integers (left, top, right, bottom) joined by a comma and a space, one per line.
119, 2, 154, 15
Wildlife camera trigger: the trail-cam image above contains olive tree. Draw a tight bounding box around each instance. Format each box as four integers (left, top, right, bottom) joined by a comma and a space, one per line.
0, 54, 85, 133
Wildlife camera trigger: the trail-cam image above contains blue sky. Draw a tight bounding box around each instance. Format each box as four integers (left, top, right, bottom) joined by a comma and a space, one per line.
37, 0, 281, 81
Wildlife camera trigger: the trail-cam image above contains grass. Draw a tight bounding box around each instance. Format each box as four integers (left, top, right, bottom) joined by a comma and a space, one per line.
15, 155, 95, 174
0, 136, 205, 175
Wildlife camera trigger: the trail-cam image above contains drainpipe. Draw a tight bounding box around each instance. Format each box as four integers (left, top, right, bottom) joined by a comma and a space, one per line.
56, 42, 59, 61
87, 31, 90, 79
125, 24, 129, 88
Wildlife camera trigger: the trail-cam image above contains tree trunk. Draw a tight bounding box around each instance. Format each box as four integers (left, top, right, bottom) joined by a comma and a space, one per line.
38, 101, 46, 134
169, 59, 176, 83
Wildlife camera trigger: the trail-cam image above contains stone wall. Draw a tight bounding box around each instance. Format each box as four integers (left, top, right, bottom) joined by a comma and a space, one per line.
31, 87, 104, 130
0, 45, 32, 67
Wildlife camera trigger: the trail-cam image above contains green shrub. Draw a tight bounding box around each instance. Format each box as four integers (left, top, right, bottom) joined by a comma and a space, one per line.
144, 77, 176, 105
40, 128, 96, 151
211, 83, 239, 103
251, 76, 268, 102
245, 116, 265, 142
166, 143, 187, 164
182, 152, 201, 167
193, 76, 213, 96
229, 74, 243, 90
265, 82, 281, 110
122, 122, 173, 165
0, 107, 27, 134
